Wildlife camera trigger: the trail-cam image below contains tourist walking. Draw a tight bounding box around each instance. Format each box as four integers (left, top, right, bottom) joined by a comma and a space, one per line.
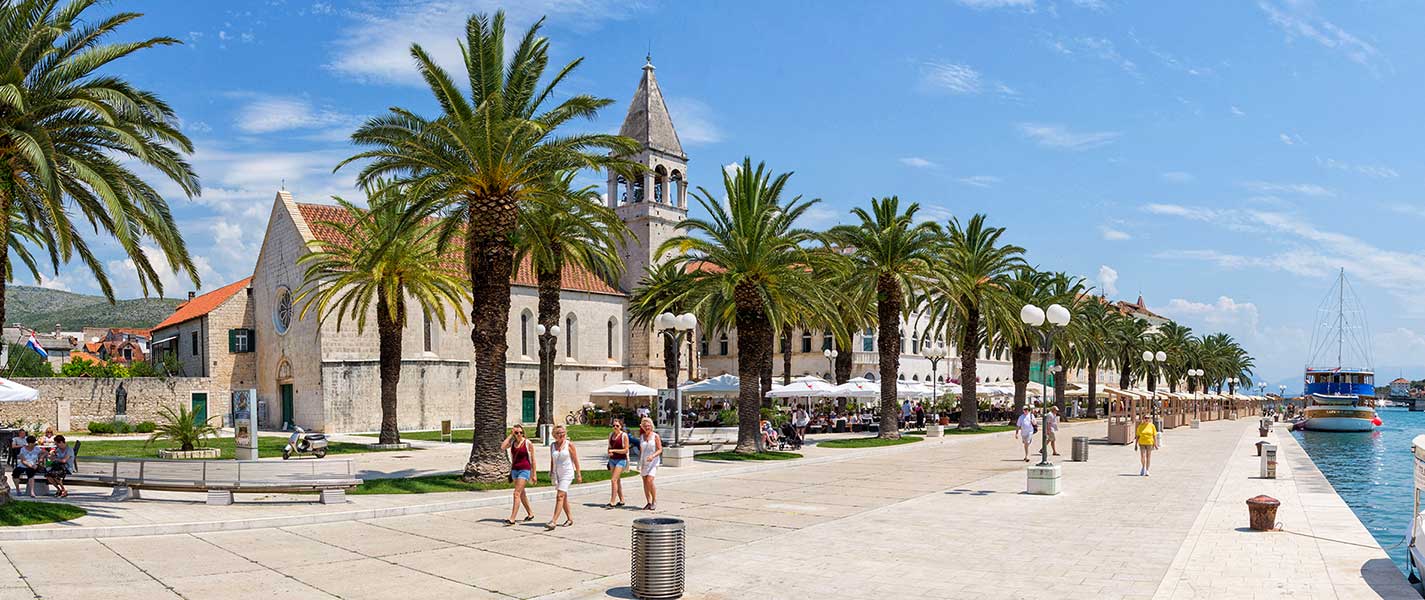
1016, 406, 1036, 462
11, 436, 41, 497
792, 405, 810, 440
1047, 406, 1061, 456
45, 435, 74, 498
606, 419, 630, 507
914, 403, 926, 429
501, 424, 537, 525
545, 425, 582, 530
637, 417, 662, 510
1135, 413, 1158, 476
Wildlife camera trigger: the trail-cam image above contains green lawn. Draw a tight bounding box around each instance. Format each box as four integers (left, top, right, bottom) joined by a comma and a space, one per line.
945, 424, 1017, 435
696, 450, 801, 461
367, 424, 615, 444
75, 436, 409, 460
0, 500, 86, 526
351, 468, 636, 495
818, 435, 923, 448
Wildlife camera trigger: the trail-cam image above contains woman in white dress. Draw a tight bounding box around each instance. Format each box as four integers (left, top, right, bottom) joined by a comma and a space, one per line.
638, 416, 662, 510
545, 425, 582, 530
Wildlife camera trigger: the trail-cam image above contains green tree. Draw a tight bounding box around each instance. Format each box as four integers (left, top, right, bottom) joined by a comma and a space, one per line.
0, 0, 203, 321
295, 188, 469, 445
1042, 272, 1089, 415
662, 158, 830, 453
628, 260, 697, 388
1066, 296, 1114, 418
930, 214, 1025, 429
1003, 267, 1051, 419
1110, 314, 1150, 389
339, 11, 638, 482
516, 171, 628, 428
827, 197, 942, 439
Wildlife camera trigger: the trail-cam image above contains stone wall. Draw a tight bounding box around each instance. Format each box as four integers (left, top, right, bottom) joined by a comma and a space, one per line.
0, 377, 214, 432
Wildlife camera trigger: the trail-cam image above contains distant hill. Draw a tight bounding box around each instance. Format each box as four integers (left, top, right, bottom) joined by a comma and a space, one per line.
4, 286, 182, 331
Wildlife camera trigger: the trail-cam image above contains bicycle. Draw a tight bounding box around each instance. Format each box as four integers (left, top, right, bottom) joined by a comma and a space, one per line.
565, 410, 587, 425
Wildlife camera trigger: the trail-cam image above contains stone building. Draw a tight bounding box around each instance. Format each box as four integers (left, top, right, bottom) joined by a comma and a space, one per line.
149, 277, 258, 424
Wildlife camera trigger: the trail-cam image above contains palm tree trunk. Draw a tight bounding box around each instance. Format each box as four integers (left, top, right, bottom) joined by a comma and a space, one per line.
760, 341, 773, 409
463, 195, 517, 483
536, 263, 561, 429
958, 302, 981, 429
781, 325, 792, 385
376, 290, 404, 445
1053, 348, 1067, 416
1011, 344, 1031, 423
876, 275, 901, 439
662, 333, 678, 389
1086, 357, 1099, 419
0, 185, 12, 506
1118, 351, 1132, 389
734, 283, 769, 453
834, 339, 853, 384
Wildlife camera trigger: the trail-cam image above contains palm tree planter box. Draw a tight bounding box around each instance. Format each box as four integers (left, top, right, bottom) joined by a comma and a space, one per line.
158, 448, 220, 459
368, 443, 411, 450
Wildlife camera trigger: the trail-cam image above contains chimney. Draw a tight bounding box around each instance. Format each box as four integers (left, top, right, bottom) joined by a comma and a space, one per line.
187, 291, 196, 301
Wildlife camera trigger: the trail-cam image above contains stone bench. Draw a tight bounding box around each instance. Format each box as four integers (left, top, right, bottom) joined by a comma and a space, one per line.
65, 457, 360, 505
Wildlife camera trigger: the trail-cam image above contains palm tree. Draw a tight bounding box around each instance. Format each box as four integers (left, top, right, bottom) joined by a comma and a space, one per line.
1067, 296, 1114, 418
1003, 267, 1050, 419
661, 158, 829, 453
628, 261, 697, 389
340, 11, 639, 482
1155, 321, 1195, 392
1110, 315, 1150, 389
1042, 272, 1089, 416
930, 214, 1025, 429
517, 171, 628, 429
827, 197, 942, 439
295, 188, 469, 445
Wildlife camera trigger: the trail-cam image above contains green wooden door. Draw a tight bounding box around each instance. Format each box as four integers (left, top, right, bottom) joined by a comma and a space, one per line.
280, 384, 294, 428
191, 392, 208, 425
521, 391, 536, 423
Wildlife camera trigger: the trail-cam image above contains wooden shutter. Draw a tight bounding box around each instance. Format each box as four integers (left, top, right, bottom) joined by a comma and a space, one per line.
228, 329, 237, 353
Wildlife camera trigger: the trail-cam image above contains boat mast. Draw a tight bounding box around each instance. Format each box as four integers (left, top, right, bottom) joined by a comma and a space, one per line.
1336, 268, 1344, 370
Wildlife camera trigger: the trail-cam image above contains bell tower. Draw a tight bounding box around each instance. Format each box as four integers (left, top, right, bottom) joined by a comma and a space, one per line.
610, 57, 691, 387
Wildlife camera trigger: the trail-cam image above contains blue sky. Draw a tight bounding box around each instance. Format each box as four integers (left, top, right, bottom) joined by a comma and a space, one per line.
49, 0, 1425, 391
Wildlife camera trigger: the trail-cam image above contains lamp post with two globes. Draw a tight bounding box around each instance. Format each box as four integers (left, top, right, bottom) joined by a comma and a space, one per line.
924, 344, 948, 420
654, 312, 698, 447
823, 348, 839, 382
1143, 350, 1167, 432
1020, 303, 1071, 467
1187, 368, 1204, 425
534, 322, 562, 442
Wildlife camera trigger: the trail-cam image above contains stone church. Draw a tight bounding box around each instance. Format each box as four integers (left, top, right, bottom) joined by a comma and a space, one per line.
164, 60, 696, 432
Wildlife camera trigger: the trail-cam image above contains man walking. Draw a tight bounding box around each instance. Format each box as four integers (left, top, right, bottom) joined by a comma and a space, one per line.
1016, 406, 1036, 462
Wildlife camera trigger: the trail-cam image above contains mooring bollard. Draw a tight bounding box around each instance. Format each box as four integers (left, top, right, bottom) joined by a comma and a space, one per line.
1260, 443, 1277, 479
631, 517, 685, 599
1071, 436, 1089, 462
1246, 495, 1280, 531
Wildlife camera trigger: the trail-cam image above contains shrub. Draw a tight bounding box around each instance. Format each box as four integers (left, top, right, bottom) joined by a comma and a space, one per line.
87, 421, 113, 434
717, 409, 737, 426
6, 344, 53, 377
128, 360, 157, 378
147, 405, 218, 451
133, 421, 156, 433
760, 407, 788, 428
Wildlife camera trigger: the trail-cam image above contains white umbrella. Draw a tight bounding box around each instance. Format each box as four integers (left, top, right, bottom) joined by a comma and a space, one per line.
0, 378, 37, 402
766, 375, 835, 398
589, 380, 659, 397
678, 374, 740, 397
822, 377, 879, 399
897, 380, 929, 399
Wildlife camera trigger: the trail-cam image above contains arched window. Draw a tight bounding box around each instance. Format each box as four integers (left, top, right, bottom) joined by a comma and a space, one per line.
564, 314, 577, 359
423, 314, 434, 353
519, 311, 531, 357
801, 330, 812, 353
654, 165, 668, 204
822, 332, 832, 351
899, 329, 906, 353
912, 374, 919, 381
607, 318, 617, 359
862, 327, 874, 352
700, 335, 709, 356
865, 372, 877, 381
719, 333, 729, 355
912, 334, 920, 354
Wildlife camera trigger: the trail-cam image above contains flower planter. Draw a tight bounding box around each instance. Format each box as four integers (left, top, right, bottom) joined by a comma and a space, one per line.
158, 448, 221, 460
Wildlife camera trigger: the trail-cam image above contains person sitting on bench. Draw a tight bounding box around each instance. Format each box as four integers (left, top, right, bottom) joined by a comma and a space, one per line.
45, 435, 74, 498
12, 436, 41, 497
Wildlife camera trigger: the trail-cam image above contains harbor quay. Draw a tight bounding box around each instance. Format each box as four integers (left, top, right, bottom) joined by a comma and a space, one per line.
0, 419, 1412, 599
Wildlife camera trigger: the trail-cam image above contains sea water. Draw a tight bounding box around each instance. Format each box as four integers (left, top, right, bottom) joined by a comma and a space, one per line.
1293, 406, 1421, 574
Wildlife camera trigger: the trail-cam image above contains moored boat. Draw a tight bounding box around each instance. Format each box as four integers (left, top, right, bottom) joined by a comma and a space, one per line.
1301, 270, 1378, 432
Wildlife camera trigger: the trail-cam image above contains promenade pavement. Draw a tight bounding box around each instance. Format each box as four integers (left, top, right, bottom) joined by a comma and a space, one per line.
0, 418, 1412, 599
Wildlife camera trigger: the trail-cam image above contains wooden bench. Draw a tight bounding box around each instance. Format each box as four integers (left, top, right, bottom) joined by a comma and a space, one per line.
65, 457, 360, 505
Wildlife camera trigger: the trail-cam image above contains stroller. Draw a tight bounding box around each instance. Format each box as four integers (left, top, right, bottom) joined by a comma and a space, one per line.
778, 422, 803, 451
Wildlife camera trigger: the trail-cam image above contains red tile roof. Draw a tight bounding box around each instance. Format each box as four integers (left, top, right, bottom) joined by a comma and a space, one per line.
295, 202, 624, 296
152, 277, 253, 331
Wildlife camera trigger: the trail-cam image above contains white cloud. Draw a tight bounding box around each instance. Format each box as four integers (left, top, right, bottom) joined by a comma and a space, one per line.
1240, 180, 1333, 197
326, 1, 643, 85
954, 0, 1035, 9
1016, 122, 1120, 151
921, 62, 983, 94
664, 97, 721, 146
1161, 171, 1194, 184
1071, 0, 1108, 11
899, 157, 937, 169
1096, 265, 1118, 297
916, 204, 954, 224
1143, 203, 1218, 221
722, 163, 741, 177
1315, 156, 1398, 179
1098, 225, 1131, 241
234, 96, 361, 135
955, 175, 1001, 188
1278, 132, 1305, 146
1258, 1, 1382, 69
1049, 36, 1138, 76
105, 245, 220, 300
1161, 296, 1261, 331
1230, 105, 1246, 116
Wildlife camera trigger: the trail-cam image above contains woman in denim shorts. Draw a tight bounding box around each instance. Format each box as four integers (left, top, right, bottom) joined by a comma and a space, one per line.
501, 424, 537, 525
606, 419, 630, 507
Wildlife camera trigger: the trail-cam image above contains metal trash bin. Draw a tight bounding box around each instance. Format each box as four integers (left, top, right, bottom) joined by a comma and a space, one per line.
1071, 436, 1089, 462
631, 517, 685, 599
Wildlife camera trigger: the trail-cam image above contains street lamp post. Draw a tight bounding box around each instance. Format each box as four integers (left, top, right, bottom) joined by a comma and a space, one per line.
925, 344, 947, 421
1227, 377, 1240, 419
822, 348, 839, 382
534, 323, 562, 443
1020, 303, 1071, 467
1188, 368, 1204, 425
655, 312, 698, 447
1279, 384, 1287, 415
1143, 350, 1167, 432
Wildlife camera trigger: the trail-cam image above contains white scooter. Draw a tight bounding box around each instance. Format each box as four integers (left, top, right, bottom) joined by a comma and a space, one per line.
282, 427, 328, 460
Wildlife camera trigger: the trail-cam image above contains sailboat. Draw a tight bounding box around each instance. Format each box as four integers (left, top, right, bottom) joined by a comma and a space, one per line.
1301, 269, 1379, 432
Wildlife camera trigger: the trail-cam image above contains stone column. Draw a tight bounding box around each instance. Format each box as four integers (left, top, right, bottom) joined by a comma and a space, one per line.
644, 171, 655, 205
607, 176, 619, 208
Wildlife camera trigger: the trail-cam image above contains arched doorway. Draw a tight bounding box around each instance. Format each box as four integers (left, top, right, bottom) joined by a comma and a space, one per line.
276, 358, 294, 430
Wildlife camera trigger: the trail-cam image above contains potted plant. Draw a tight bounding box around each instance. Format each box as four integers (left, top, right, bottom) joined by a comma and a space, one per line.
148, 405, 221, 459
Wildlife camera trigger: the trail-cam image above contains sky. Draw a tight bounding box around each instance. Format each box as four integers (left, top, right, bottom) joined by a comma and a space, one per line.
41, 0, 1425, 393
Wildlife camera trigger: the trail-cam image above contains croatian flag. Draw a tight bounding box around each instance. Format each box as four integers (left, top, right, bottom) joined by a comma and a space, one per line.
24, 333, 47, 359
